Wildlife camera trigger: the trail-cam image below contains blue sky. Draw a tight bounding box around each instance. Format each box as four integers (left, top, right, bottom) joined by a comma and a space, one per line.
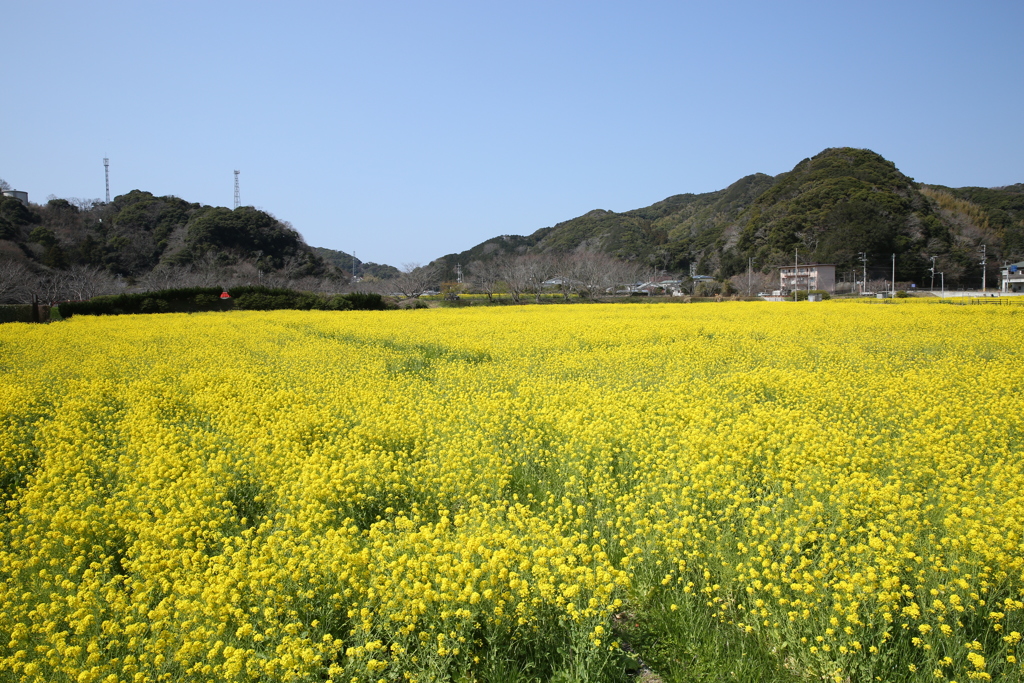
3, 1, 1022, 267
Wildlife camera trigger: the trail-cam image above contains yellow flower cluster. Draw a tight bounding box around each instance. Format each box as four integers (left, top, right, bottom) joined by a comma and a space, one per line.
1, 301, 1022, 682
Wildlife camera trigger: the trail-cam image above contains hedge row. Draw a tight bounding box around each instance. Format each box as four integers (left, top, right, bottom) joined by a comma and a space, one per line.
0, 304, 56, 324
793, 289, 832, 301
57, 287, 389, 319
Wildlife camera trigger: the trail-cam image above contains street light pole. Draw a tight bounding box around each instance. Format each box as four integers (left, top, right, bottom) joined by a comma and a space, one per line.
930, 256, 936, 292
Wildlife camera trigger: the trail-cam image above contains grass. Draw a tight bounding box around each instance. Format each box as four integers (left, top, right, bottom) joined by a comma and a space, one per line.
620, 589, 806, 683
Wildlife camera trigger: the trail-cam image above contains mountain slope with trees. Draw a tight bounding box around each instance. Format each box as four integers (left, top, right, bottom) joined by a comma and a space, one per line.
4, 147, 1022, 305
437, 148, 1023, 289
0, 189, 330, 277
311, 247, 400, 280
0, 188, 382, 303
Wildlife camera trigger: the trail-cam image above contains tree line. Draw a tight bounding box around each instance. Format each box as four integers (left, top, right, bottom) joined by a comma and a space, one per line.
388, 250, 756, 302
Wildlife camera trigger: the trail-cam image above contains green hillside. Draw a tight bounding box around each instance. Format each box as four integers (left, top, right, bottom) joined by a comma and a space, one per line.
0, 190, 334, 280
311, 247, 400, 280
437, 148, 1023, 288
4, 148, 1021, 295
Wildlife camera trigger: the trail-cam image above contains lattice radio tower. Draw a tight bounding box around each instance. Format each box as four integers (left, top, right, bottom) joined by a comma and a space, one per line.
103, 157, 110, 203
233, 170, 240, 209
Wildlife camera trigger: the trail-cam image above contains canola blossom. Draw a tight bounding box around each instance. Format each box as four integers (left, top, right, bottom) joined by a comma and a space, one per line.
1, 302, 1023, 682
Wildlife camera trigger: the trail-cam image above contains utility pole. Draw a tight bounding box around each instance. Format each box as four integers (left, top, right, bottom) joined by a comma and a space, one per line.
103, 157, 110, 203
233, 170, 241, 209
352, 251, 357, 282
747, 257, 753, 296
892, 253, 896, 298
930, 256, 937, 292
794, 248, 798, 298
939, 272, 945, 298
859, 252, 868, 294
979, 244, 987, 292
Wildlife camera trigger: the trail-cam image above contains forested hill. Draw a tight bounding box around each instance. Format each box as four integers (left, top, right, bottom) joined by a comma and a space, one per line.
0, 190, 401, 283
311, 247, 400, 280
437, 148, 1024, 287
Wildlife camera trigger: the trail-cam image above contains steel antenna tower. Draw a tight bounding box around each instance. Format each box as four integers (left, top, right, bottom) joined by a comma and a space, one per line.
233, 170, 241, 209
103, 157, 110, 203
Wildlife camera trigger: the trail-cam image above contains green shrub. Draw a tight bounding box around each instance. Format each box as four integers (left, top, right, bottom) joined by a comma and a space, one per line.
439, 298, 473, 308
340, 292, 387, 310
323, 295, 354, 311
140, 298, 169, 313
792, 289, 831, 301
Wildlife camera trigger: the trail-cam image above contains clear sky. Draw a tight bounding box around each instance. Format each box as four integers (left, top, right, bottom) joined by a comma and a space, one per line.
3, 1, 1022, 267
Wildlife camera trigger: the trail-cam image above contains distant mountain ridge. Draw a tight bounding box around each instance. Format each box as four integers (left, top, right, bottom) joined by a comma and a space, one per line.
311, 247, 400, 280
4, 148, 1022, 292
437, 148, 1024, 287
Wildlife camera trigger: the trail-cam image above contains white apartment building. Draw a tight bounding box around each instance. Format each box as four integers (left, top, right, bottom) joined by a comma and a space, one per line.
777, 263, 836, 293
1002, 261, 1024, 293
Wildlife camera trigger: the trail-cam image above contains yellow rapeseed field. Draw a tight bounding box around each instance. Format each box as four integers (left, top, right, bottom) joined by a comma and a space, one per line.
1, 301, 1022, 682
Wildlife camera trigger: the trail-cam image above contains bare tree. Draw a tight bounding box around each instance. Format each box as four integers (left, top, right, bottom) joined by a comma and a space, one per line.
568, 251, 598, 298
729, 269, 776, 297
471, 251, 636, 303
346, 276, 386, 296
570, 251, 645, 298
570, 250, 613, 298
68, 197, 101, 212
0, 178, 11, 192
467, 259, 501, 301
495, 253, 530, 303
190, 252, 229, 288
139, 264, 193, 292
316, 276, 347, 296
695, 279, 722, 297
523, 253, 556, 303
393, 262, 441, 299
289, 275, 325, 293
612, 259, 645, 295
63, 265, 120, 301
548, 252, 570, 300
227, 260, 263, 288
29, 266, 118, 303
36, 270, 71, 304
0, 260, 33, 303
